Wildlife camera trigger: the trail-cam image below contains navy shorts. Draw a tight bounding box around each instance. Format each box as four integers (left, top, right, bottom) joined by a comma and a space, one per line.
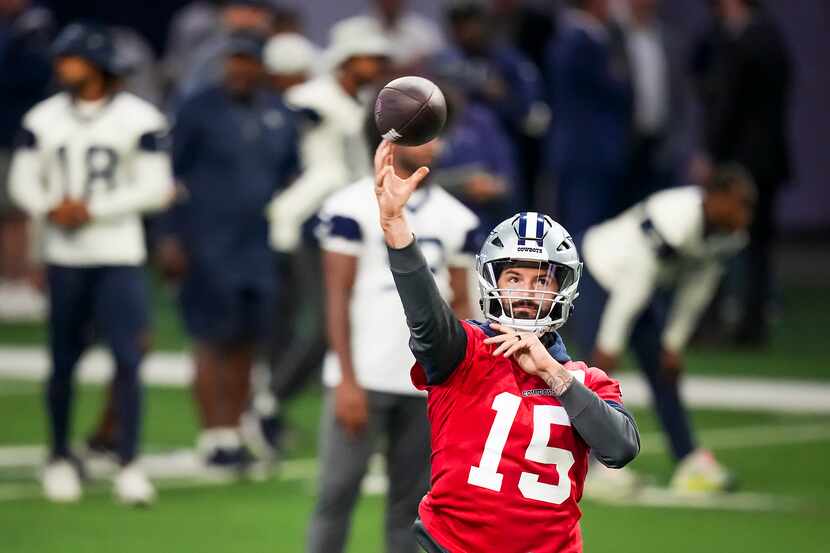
180, 266, 276, 346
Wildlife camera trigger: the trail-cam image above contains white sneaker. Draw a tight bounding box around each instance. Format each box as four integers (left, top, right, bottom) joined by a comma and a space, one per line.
670, 449, 736, 494
42, 459, 82, 503
114, 463, 156, 506
583, 461, 643, 499
360, 452, 389, 496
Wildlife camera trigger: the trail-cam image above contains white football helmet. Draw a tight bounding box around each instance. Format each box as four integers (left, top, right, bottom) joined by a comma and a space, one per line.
476, 212, 582, 334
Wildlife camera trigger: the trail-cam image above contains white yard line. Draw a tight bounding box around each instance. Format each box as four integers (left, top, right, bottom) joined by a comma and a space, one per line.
638, 422, 830, 455
0, 424, 830, 511
1, 346, 830, 413
3, 422, 826, 470
597, 486, 803, 512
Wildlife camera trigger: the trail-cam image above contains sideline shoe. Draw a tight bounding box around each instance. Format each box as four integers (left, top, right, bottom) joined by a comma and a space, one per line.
670, 449, 737, 494
114, 463, 156, 506
583, 461, 643, 499
42, 459, 82, 503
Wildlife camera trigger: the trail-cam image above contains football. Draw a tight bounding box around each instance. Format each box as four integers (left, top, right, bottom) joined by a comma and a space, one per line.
374, 76, 447, 147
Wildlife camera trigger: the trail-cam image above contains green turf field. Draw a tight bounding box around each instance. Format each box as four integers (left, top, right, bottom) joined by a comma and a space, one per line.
1, 378, 829, 553
1, 273, 829, 552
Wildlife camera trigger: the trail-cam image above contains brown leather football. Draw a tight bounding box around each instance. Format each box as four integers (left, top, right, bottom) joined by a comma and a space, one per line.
374, 76, 447, 147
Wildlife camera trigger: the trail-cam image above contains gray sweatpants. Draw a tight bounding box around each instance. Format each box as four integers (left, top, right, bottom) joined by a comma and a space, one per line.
307, 389, 430, 553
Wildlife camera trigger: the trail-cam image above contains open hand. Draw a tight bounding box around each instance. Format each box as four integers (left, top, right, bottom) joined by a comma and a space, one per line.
373, 140, 429, 224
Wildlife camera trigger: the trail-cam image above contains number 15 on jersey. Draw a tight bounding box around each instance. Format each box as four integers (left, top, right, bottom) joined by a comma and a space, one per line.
468, 392, 576, 505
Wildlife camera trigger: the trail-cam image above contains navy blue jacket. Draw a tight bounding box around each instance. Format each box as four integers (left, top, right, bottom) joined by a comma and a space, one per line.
168, 86, 298, 281
545, 21, 632, 176
435, 101, 518, 231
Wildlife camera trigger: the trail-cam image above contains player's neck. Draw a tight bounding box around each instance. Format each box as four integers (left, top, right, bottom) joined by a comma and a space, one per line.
337, 73, 360, 99
76, 81, 109, 102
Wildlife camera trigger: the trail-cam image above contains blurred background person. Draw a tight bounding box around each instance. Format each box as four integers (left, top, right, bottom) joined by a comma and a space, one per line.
544, 0, 632, 236
111, 25, 164, 106
490, 0, 560, 73
72, 23, 166, 457
241, 30, 320, 456
431, 82, 517, 233
572, 166, 755, 495
612, 0, 690, 209
334, 0, 444, 72
167, 0, 276, 104
307, 120, 477, 553
8, 22, 172, 504
163, 0, 222, 86
432, 0, 546, 207
0, 0, 54, 321
263, 23, 389, 415
690, 0, 793, 346
263, 32, 320, 95
157, 33, 299, 472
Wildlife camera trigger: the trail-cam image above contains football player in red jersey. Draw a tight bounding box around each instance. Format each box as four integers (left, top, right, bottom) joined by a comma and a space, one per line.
373, 140, 641, 553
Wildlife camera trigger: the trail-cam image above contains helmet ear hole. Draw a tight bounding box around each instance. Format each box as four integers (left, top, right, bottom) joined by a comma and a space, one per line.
479, 292, 503, 319
551, 303, 564, 324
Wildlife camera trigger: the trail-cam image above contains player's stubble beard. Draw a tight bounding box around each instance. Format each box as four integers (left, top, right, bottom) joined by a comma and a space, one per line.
504, 299, 554, 320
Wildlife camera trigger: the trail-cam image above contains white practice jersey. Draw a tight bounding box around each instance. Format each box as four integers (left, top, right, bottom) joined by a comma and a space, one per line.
582, 186, 747, 354
9, 92, 173, 266
317, 177, 479, 395
268, 75, 372, 252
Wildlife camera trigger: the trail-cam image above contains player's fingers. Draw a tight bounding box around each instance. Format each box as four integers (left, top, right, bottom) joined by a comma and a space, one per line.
408, 166, 430, 188
491, 340, 512, 356
385, 143, 395, 168
375, 165, 389, 189
502, 340, 528, 358
374, 140, 390, 175
483, 333, 515, 344
375, 169, 386, 190
490, 333, 522, 355
489, 323, 514, 334
501, 335, 529, 357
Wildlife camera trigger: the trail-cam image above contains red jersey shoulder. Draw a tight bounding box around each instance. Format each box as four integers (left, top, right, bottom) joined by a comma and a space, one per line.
563, 360, 623, 404
410, 320, 486, 391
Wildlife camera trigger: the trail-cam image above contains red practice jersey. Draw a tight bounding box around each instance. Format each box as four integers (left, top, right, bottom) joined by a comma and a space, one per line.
411, 321, 624, 553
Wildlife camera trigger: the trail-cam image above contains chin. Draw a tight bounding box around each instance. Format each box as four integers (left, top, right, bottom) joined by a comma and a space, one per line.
512, 311, 537, 320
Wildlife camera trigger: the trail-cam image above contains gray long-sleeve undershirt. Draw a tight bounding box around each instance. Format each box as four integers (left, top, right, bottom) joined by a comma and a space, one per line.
388, 237, 640, 468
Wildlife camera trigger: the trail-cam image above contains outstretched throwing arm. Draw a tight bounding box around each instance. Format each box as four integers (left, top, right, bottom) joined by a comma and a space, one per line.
374, 141, 467, 384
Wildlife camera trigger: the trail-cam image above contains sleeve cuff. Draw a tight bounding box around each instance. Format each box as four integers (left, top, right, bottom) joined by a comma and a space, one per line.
386, 235, 425, 274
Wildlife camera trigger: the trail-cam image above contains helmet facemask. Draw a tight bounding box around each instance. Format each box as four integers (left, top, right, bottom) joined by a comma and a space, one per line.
478, 258, 580, 335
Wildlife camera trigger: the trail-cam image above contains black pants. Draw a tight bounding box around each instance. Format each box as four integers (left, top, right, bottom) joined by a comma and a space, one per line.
735, 183, 778, 341
413, 519, 449, 553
